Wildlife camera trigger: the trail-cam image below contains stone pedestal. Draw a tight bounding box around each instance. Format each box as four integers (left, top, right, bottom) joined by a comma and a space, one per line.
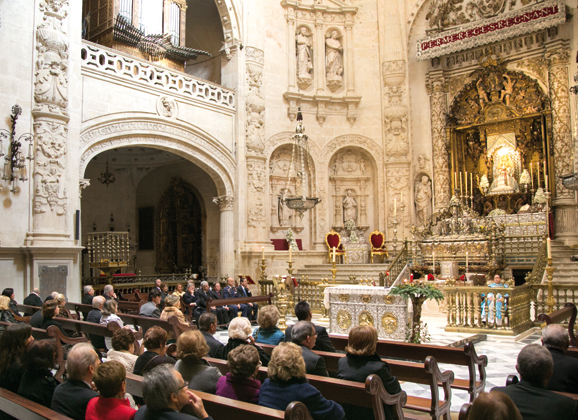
440, 261, 459, 278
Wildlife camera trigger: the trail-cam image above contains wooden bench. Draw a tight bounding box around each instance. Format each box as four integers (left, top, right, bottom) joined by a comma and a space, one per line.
205, 293, 274, 315
506, 374, 578, 400
329, 334, 487, 402
15, 304, 41, 316
205, 356, 408, 420
537, 302, 577, 347
125, 372, 315, 420
0, 388, 74, 420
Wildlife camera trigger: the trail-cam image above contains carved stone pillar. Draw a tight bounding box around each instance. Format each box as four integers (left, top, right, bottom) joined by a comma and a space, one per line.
286, 6, 297, 93
213, 196, 235, 278
546, 40, 578, 242
426, 70, 450, 210
29, 0, 70, 244
344, 14, 355, 95
314, 20, 326, 95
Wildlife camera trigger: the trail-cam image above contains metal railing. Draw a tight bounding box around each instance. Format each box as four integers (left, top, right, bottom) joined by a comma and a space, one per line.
525, 241, 548, 284
259, 279, 324, 314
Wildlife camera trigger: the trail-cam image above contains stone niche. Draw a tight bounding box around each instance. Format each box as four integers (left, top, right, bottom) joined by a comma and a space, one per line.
329, 147, 375, 233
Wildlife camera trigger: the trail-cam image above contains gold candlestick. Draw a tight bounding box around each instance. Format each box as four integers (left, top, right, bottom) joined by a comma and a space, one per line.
545, 257, 556, 313
259, 258, 267, 282
287, 260, 294, 279
330, 260, 338, 284
273, 275, 290, 332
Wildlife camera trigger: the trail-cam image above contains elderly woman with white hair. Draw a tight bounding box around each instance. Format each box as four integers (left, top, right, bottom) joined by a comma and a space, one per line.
221, 317, 270, 367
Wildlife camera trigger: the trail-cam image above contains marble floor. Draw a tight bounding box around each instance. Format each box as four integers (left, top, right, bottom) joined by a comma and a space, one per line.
213, 313, 543, 413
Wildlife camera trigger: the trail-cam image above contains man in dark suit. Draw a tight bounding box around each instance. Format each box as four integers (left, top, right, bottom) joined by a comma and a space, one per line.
102, 284, 119, 302
23, 288, 43, 308
134, 364, 212, 420
210, 282, 235, 324
198, 312, 225, 358
284, 301, 336, 352
87, 296, 107, 351
182, 283, 200, 318
542, 323, 578, 394
81, 285, 94, 320
492, 344, 578, 420
291, 321, 328, 377
194, 281, 210, 314
237, 277, 258, 320
51, 343, 99, 420
139, 289, 162, 318
223, 277, 248, 318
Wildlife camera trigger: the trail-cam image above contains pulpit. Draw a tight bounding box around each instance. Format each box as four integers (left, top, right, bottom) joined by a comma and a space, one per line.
324, 285, 408, 340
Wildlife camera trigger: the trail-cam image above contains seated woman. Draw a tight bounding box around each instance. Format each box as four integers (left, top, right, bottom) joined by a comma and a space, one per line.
337, 325, 402, 420
17, 340, 59, 407
100, 299, 124, 350
253, 305, 285, 345
160, 294, 186, 324
106, 329, 139, 408
0, 324, 33, 393
222, 317, 270, 367
467, 391, 522, 420
41, 300, 67, 336
86, 360, 136, 420
2, 288, 20, 317
133, 326, 175, 376
216, 344, 261, 403
259, 342, 345, 420
0, 295, 19, 326
54, 293, 73, 319
174, 330, 222, 394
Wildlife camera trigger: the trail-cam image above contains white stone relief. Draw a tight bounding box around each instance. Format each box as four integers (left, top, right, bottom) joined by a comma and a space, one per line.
157, 96, 178, 119
325, 30, 343, 92
296, 26, 313, 90
246, 47, 266, 156
213, 195, 234, 211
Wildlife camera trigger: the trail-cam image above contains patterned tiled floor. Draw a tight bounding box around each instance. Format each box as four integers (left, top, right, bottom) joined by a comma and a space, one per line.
213, 314, 543, 413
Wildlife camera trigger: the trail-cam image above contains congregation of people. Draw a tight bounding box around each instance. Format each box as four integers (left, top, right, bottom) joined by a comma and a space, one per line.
2, 282, 578, 420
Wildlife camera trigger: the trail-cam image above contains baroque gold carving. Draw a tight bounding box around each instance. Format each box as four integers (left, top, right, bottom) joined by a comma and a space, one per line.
381, 313, 398, 333
338, 294, 350, 302
383, 295, 395, 304
359, 311, 374, 326
361, 295, 371, 303
337, 309, 352, 329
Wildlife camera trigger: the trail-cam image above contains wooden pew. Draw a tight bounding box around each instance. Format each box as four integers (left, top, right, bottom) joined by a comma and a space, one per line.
15, 304, 41, 316
329, 334, 487, 402
256, 343, 453, 420
205, 294, 274, 315
0, 388, 73, 420
458, 403, 471, 420
205, 357, 408, 420
506, 374, 578, 400
125, 372, 315, 420
537, 302, 577, 347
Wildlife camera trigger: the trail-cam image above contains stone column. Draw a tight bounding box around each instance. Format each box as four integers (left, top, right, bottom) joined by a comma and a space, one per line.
286, 6, 297, 93
29, 0, 70, 244
314, 20, 326, 95
546, 40, 578, 243
426, 70, 450, 210
213, 196, 235, 278
344, 14, 355, 95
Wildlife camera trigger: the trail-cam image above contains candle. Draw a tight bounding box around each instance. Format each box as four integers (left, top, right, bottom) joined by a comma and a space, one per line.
289, 246, 292, 262
460, 172, 463, 196
261, 246, 264, 259
394, 198, 397, 217
545, 175, 548, 193
530, 163, 534, 189
410, 273, 414, 283
432, 252, 435, 270
465, 172, 468, 196
332, 246, 336, 263
454, 172, 457, 190
547, 237, 552, 258
537, 163, 541, 186
470, 173, 473, 197
466, 251, 469, 271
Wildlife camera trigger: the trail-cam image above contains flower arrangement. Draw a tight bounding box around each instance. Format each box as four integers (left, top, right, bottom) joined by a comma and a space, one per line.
390, 281, 444, 343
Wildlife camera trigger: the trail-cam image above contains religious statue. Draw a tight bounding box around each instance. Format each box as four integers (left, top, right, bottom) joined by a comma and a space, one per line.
278, 189, 293, 227
489, 153, 519, 194
476, 79, 489, 109
296, 27, 313, 87
342, 189, 357, 225
325, 31, 343, 91
500, 74, 515, 106
415, 176, 432, 227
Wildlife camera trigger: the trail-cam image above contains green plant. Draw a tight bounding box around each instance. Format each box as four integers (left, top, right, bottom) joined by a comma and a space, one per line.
390, 282, 444, 342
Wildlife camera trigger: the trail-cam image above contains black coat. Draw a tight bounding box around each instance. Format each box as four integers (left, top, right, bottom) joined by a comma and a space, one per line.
285, 324, 336, 353
51, 379, 99, 420
86, 309, 106, 349
0, 363, 24, 393
135, 406, 212, 420
492, 380, 578, 420
337, 353, 402, 420
0, 310, 17, 324
299, 345, 329, 377
201, 331, 225, 358
221, 338, 270, 367
547, 348, 578, 394
41, 318, 67, 336
8, 300, 20, 317
23, 293, 43, 308
195, 289, 210, 310
17, 368, 59, 408
237, 285, 252, 298
30, 310, 43, 328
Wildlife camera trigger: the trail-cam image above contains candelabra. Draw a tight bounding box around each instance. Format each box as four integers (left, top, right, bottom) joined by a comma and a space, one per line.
545, 257, 556, 313
0, 105, 34, 193
392, 217, 398, 255
330, 260, 338, 284
259, 258, 267, 283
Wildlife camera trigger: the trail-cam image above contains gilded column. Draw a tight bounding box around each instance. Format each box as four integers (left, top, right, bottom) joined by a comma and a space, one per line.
213, 196, 235, 278
30, 0, 70, 243
546, 40, 578, 242
426, 70, 450, 210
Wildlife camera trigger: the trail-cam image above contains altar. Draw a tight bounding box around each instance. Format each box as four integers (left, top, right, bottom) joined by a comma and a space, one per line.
343, 242, 370, 264
324, 285, 408, 340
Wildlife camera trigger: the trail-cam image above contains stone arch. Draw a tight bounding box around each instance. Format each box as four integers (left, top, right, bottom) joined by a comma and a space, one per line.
216, 0, 242, 50
79, 116, 235, 197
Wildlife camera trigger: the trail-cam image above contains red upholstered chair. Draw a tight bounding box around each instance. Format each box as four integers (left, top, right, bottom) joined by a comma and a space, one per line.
325, 230, 346, 264
369, 230, 388, 263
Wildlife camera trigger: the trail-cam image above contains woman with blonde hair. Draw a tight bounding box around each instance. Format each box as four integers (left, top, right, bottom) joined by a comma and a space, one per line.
100, 299, 124, 350
252, 305, 284, 345
0, 295, 18, 326
337, 325, 402, 420
259, 342, 345, 420
160, 293, 186, 324
174, 330, 222, 394
222, 317, 270, 366
54, 294, 73, 319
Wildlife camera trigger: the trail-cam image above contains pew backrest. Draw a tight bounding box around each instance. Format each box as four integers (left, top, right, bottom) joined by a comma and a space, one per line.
537, 302, 577, 347
206, 293, 274, 313
0, 388, 73, 420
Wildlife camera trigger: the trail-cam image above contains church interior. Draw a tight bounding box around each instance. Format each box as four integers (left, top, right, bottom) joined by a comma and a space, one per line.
1, 0, 578, 417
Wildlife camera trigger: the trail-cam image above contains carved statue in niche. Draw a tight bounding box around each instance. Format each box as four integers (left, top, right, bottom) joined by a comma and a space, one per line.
385, 119, 409, 158
489, 151, 519, 194
246, 115, 265, 155
500, 74, 515, 106
415, 175, 433, 227
278, 188, 294, 227
325, 31, 343, 92
417, 153, 430, 174
342, 189, 358, 225
296, 26, 313, 89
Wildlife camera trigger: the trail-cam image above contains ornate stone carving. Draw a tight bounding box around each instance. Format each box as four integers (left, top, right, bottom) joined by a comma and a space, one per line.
247, 159, 267, 194
296, 26, 313, 90
415, 175, 433, 227
382, 60, 409, 162
246, 47, 266, 156
157, 96, 178, 119
213, 195, 234, 211
325, 30, 343, 92
79, 179, 90, 198
426, 72, 450, 209
248, 197, 267, 229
